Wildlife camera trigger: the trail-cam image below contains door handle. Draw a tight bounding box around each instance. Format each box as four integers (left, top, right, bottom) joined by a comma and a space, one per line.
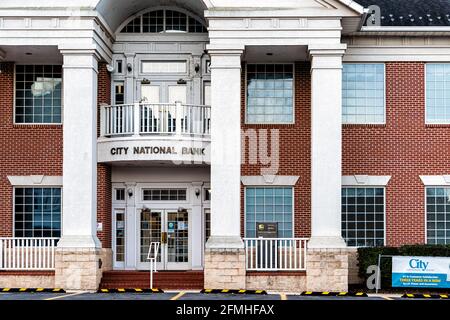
161, 232, 168, 244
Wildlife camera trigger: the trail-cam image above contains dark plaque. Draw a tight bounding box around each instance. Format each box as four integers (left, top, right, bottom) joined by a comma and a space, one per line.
256, 222, 278, 238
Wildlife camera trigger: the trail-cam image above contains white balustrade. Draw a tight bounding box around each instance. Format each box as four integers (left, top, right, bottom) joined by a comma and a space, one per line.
0, 238, 59, 270
101, 103, 211, 137
244, 238, 308, 271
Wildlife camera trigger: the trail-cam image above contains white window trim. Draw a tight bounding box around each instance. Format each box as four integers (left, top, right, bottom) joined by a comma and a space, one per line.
13, 64, 63, 126
342, 175, 391, 187
241, 175, 299, 186
7, 175, 62, 186
341, 186, 387, 247
425, 63, 450, 125
342, 62, 386, 125
244, 186, 295, 238
420, 175, 450, 186
245, 63, 296, 125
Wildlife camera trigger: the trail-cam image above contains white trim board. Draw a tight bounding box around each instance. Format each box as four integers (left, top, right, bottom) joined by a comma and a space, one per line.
241, 175, 299, 186
420, 175, 450, 186
7, 175, 62, 186
342, 175, 391, 186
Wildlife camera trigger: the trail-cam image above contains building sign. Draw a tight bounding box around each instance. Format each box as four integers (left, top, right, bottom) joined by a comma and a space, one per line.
98, 139, 211, 164
256, 222, 278, 238
392, 256, 450, 289
110, 146, 206, 156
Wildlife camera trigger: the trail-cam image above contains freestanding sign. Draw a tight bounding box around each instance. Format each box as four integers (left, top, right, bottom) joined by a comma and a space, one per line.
392, 256, 450, 288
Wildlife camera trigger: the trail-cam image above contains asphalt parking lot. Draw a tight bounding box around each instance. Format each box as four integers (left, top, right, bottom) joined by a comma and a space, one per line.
0, 291, 402, 300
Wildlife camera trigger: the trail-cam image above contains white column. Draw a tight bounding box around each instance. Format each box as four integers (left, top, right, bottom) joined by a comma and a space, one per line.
308, 45, 347, 248
206, 47, 244, 249
125, 183, 137, 269
190, 182, 204, 270
58, 50, 101, 249
125, 53, 135, 104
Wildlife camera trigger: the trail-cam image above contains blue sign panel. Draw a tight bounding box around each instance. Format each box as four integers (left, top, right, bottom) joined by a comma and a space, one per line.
392, 256, 450, 288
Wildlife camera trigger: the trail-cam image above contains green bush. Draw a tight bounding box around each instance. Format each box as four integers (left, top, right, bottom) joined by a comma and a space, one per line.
357, 244, 450, 288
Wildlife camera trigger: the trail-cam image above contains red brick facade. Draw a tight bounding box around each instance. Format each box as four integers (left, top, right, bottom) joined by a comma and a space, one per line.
343, 62, 450, 246
0, 62, 63, 237
241, 62, 312, 238
97, 63, 112, 248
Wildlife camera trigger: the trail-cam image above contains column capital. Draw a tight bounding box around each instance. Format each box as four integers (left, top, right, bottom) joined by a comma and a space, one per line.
207, 46, 243, 70
309, 44, 346, 70
308, 43, 347, 56
206, 44, 245, 55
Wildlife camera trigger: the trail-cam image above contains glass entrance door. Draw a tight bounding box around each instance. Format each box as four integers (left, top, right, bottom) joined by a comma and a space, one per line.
138, 209, 190, 270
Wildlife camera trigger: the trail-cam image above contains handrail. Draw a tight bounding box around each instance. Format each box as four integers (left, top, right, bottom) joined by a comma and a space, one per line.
243, 238, 308, 271
147, 242, 160, 289
101, 103, 211, 138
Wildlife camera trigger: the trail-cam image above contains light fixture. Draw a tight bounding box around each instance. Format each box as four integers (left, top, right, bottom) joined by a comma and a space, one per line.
142, 78, 151, 85
177, 78, 187, 85
195, 188, 201, 198
127, 188, 133, 197
266, 53, 273, 56
127, 63, 132, 72
25, 52, 33, 56
194, 63, 200, 73
106, 64, 115, 73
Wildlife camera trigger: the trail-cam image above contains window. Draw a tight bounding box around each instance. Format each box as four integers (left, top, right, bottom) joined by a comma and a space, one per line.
246, 64, 294, 124
245, 187, 293, 237
341, 187, 385, 247
141, 61, 187, 74
204, 208, 211, 244
15, 65, 62, 124
121, 9, 207, 34
204, 188, 211, 202
115, 188, 125, 201
426, 64, 450, 123
142, 189, 187, 201
203, 82, 211, 106
116, 60, 123, 74
14, 188, 61, 237
426, 188, 450, 244
114, 83, 124, 105
342, 64, 385, 124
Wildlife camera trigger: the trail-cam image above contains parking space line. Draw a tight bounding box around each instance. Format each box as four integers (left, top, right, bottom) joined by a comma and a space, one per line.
170, 291, 186, 300
44, 291, 87, 300
280, 293, 287, 300
382, 296, 394, 300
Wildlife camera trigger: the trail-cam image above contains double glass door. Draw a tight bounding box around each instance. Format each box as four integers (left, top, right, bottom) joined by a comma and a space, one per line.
138, 209, 189, 270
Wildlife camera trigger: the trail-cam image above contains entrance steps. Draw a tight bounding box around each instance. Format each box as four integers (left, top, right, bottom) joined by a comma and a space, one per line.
99, 270, 204, 290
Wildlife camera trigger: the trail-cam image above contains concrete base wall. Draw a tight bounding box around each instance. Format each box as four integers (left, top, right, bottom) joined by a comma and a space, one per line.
55, 248, 102, 291
246, 273, 306, 292
0, 273, 55, 288
204, 248, 245, 289
306, 248, 349, 292
100, 248, 113, 272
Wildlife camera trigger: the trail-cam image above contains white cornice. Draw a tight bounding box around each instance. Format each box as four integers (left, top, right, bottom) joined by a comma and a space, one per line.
7, 175, 63, 186
420, 175, 450, 186
342, 175, 391, 187
241, 175, 300, 186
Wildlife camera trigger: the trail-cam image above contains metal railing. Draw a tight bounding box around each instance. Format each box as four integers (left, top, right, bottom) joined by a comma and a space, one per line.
147, 242, 160, 289
0, 238, 59, 270
101, 102, 211, 137
244, 238, 308, 271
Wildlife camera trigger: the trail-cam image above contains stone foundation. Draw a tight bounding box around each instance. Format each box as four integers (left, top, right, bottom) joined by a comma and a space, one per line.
55, 248, 102, 291
204, 248, 245, 289
0, 272, 55, 288
347, 248, 363, 285
246, 273, 306, 292
100, 248, 113, 272
306, 248, 349, 292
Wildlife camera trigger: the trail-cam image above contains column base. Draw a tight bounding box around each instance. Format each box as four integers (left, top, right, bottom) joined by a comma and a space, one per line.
204, 247, 246, 290
306, 248, 349, 292
55, 248, 102, 291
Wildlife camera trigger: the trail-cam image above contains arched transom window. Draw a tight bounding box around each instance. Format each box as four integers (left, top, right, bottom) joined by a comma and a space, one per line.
121, 9, 207, 33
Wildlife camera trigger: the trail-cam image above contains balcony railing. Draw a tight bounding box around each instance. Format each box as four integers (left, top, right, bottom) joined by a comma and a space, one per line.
0, 238, 59, 270
244, 238, 308, 271
100, 102, 211, 138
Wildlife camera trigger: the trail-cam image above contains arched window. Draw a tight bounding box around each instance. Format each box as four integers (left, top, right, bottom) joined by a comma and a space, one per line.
120, 9, 207, 33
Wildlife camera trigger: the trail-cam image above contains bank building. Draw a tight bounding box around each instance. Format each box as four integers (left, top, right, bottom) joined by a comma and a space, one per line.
1, 0, 450, 292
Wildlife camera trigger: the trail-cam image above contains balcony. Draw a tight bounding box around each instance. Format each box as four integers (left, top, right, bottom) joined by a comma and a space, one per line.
98, 102, 211, 164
